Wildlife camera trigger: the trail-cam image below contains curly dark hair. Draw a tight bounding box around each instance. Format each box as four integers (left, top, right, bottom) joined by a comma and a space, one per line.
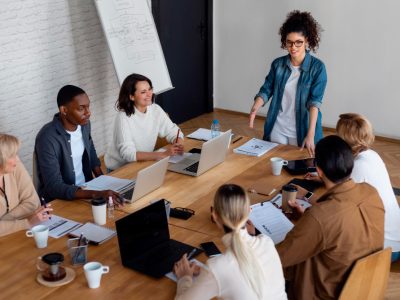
279, 10, 322, 52
116, 73, 153, 116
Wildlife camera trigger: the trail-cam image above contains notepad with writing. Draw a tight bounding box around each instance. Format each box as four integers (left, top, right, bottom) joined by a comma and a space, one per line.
249, 201, 294, 244
233, 138, 278, 157
69, 223, 116, 245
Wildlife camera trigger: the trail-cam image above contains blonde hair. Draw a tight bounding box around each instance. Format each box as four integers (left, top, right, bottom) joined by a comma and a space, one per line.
0, 133, 20, 169
213, 184, 265, 299
336, 113, 375, 155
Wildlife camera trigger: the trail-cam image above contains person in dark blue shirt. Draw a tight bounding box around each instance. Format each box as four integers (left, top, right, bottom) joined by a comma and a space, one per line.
35, 85, 119, 203
249, 11, 327, 157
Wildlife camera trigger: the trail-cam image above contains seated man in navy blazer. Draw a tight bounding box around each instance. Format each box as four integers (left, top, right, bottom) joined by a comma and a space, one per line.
35, 85, 118, 202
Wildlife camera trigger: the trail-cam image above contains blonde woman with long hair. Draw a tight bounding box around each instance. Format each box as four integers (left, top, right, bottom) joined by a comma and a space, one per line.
173, 184, 287, 300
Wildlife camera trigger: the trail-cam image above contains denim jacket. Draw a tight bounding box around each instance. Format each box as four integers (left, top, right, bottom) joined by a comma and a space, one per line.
35, 113, 101, 202
255, 52, 327, 146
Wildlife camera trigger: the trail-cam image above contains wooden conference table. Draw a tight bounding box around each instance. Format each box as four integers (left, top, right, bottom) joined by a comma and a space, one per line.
0, 137, 321, 299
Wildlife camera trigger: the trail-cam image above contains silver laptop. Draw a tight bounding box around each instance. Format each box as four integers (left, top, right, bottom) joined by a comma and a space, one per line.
168, 129, 232, 176
121, 156, 169, 203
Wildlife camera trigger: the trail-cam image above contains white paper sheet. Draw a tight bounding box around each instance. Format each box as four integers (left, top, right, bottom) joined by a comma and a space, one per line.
187, 128, 213, 141
250, 201, 294, 244
156, 148, 193, 164
233, 138, 278, 157
165, 259, 208, 282
41, 215, 82, 238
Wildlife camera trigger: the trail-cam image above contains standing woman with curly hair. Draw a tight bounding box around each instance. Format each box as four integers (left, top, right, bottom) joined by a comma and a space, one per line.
249, 11, 327, 157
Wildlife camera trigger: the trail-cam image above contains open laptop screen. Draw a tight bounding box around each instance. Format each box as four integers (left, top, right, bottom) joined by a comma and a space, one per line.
116, 200, 169, 262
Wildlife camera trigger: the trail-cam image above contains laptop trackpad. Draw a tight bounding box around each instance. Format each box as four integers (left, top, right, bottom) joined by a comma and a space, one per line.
178, 154, 200, 166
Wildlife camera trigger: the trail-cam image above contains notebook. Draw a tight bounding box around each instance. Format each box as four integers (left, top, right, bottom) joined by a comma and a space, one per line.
233, 138, 278, 157
69, 222, 116, 245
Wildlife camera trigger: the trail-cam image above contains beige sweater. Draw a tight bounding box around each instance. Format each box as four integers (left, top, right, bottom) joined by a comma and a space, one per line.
0, 160, 40, 237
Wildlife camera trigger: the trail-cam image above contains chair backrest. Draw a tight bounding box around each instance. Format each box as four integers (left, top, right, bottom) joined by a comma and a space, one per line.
339, 247, 392, 300
32, 151, 40, 193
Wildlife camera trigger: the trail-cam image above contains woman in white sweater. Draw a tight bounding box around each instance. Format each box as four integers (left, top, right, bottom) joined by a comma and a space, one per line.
173, 184, 287, 300
336, 113, 400, 262
105, 74, 184, 170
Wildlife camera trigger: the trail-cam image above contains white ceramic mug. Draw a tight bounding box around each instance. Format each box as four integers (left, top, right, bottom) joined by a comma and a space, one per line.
270, 157, 288, 176
91, 199, 107, 225
26, 224, 49, 248
84, 262, 109, 288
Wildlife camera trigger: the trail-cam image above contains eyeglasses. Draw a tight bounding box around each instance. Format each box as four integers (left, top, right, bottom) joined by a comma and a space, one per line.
285, 40, 305, 48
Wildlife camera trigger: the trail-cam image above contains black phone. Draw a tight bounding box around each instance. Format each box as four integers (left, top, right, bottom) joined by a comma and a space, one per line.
189, 148, 202, 154
304, 191, 313, 201
200, 242, 221, 257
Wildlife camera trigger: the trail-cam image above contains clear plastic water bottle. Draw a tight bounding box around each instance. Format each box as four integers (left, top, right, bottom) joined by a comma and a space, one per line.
211, 119, 221, 139
108, 196, 114, 220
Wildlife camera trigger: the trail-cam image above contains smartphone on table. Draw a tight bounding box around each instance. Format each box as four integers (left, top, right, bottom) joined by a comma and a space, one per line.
200, 242, 221, 257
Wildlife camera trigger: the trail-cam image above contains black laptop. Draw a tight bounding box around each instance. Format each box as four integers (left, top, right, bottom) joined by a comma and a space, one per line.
116, 200, 201, 278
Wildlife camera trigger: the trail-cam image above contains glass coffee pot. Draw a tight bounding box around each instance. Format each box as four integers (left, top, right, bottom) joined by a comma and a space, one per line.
37, 252, 66, 282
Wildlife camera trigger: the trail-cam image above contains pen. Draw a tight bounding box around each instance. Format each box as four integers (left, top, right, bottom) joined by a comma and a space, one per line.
232, 136, 243, 144
175, 129, 180, 144
187, 248, 197, 260
40, 197, 51, 219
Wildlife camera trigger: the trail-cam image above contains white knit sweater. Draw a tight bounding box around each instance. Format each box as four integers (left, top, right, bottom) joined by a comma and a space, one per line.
104, 104, 183, 170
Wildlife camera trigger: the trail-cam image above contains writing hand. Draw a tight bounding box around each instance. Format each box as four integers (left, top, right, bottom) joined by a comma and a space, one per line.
173, 254, 199, 279
28, 204, 53, 226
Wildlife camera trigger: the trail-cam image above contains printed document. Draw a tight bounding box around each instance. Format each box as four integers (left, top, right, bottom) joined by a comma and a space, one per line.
233, 138, 278, 157
249, 201, 294, 244
41, 215, 82, 238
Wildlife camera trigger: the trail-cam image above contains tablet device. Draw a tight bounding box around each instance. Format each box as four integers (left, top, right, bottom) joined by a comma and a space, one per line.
284, 158, 316, 175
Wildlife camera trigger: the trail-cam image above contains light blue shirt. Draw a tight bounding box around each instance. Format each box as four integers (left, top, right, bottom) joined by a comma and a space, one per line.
255, 51, 327, 146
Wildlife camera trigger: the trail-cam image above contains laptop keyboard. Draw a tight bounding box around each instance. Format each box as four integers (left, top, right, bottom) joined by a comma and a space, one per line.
184, 162, 199, 173
121, 187, 135, 200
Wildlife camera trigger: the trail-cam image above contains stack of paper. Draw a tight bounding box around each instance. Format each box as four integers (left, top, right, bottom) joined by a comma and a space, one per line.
249, 201, 294, 244
82, 175, 135, 193
233, 138, 278, 157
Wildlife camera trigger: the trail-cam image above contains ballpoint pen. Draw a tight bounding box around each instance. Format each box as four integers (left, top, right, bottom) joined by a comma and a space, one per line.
40, 197, 51, 219
232, 136, 243, 144
187, 248, 197, 260
175, 129, 180, 144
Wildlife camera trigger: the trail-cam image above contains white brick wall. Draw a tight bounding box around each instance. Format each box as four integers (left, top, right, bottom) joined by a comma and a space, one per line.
0, 0, 120, 174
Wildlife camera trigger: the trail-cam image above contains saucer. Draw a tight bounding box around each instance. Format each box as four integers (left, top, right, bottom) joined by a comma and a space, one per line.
36, 267, 76, 287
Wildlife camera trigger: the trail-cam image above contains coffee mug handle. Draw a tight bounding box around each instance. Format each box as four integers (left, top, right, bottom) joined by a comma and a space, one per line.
282, 160, 289, 166
26, 230, 33, 237
102, 266, 109, 274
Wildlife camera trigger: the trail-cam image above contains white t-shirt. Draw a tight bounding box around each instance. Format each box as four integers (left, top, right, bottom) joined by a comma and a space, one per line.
351, 149, 400, 251
66, 126, 85, 186
271, 64, 300, 138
